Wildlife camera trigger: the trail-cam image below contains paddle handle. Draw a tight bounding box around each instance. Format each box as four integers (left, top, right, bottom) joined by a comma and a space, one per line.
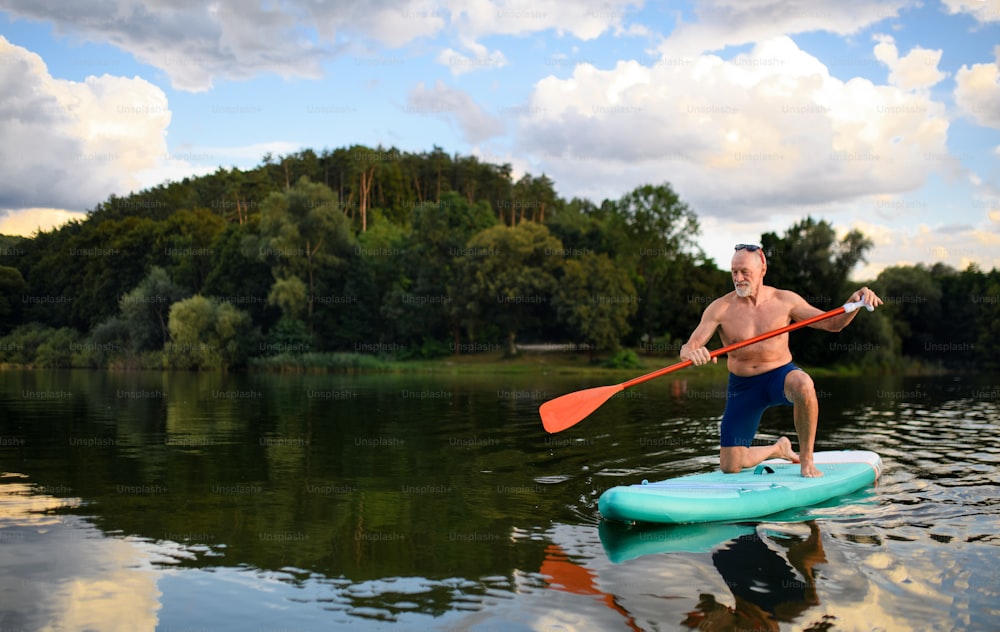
618, 300, 869, 390
843, 299, 874, 313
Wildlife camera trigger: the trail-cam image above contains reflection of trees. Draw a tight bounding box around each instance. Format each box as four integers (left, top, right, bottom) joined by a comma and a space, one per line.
8, 369, 756, 624
2, 370, 569, 589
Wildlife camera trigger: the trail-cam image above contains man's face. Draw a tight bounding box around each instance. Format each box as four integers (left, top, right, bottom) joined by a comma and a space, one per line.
731, 250, 765, 298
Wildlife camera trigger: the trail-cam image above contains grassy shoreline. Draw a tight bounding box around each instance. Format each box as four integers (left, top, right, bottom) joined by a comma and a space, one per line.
2, 348, 959, 377
246, 349, 956, 377
247, 349, 655, 376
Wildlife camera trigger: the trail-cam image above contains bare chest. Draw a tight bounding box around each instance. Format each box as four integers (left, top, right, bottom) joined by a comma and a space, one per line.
719, 303, 791, 344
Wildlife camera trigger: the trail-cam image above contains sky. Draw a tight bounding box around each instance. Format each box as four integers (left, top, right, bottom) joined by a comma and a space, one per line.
0, 0, 998, 280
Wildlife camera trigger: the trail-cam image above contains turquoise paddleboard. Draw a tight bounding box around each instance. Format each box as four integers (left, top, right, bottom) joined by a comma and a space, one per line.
598, 485, 879, 562
598, 450, 882, 525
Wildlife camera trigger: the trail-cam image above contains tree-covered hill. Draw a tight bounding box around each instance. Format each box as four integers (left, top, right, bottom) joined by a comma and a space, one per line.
0, 144, 996, 371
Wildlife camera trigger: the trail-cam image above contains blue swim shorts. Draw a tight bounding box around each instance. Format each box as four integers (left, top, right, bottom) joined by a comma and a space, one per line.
719, 363, 802, 448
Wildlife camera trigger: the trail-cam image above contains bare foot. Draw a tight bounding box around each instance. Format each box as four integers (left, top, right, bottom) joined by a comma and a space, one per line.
775, 436, 799, 463
800, 461, 824, 478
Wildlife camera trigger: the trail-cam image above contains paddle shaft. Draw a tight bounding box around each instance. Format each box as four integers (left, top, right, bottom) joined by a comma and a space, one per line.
539, 300, 871, 433
618, 300, 870, 390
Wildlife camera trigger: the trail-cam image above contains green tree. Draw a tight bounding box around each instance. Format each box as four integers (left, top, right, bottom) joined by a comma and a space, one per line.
0, 266, 27, 335
15, 221, 88, 330
81, 317, 130, 367
202, 223, 280, 333
818, 297, 897, 370
463, 222, 563, 356
74, 216, 161, 329
509, 173, 558, 224
0, 235, 25, 260
973, 271, 1000, 369
337, 218, 410, 351
35, 327, 80, 368
267, 276, 308, 322
544, 198, 605, 254
607, 183, 702, 344
873, 264, 942, 359
658, 253, 731, 348
934, 264, 976, 343
119, 266, 190, 352
553, 253, 638, 355
399, 192, 498, 353
932, 263, 991, 369
0, 323, 55, 364
258, 176, 354, 331
154, 208, 226, 292
167, 295, 253, 370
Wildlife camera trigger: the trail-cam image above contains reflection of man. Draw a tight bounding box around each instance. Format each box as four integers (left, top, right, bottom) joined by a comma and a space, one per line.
679, 244, 881, 477
681, 521, 828, 631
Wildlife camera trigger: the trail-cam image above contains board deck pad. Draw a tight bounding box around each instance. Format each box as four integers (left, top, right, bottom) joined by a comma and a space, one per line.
598, 450, 882, 525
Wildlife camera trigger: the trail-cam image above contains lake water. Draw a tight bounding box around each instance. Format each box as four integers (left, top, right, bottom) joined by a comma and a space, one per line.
0, 368, 997, 631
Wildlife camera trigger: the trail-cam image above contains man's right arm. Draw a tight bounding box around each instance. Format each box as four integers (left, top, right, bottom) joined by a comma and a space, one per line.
679, 301, 722, 366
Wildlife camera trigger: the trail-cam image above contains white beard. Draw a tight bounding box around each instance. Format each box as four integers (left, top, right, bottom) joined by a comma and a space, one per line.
735, 283, 752, 298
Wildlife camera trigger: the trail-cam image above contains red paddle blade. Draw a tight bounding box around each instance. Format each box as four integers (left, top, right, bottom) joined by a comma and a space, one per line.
540, 384, 625, 433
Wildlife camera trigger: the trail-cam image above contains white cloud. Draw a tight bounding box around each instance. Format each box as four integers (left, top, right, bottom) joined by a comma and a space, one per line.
844, 211, 1000, 279
2, 0, 267, 92
0, 36, 171, 213
517, 36, 949, 220
0, 0, 441, 91
406, 81, 504, 143
348, 3, 449, 48
954, 46, 1000, 128
445, 0, 643, 41
0, 0, 643, 92
383, 0, 649, 78
941, 0, 1000, 24
872, 34, 947, 91
659, 0, 911, 56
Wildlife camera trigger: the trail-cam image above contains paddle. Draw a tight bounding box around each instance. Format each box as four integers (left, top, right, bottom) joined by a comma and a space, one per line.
539, 300, 873, 433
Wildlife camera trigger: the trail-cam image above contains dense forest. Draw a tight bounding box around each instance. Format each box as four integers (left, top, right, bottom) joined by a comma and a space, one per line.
0, 144, 997, 371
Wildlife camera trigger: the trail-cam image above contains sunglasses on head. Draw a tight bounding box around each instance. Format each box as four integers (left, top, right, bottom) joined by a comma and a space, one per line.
734, 244, 766, 264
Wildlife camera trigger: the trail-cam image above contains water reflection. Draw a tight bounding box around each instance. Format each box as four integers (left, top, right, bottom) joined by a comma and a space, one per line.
691, 522, 827, 631
596, 520, 827, 631
0, 370, 997, 630
0, 472, 161, 631
540, 543, 642, 631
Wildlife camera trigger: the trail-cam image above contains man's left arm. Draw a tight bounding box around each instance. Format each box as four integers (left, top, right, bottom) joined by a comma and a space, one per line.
794, 287, 882, 332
